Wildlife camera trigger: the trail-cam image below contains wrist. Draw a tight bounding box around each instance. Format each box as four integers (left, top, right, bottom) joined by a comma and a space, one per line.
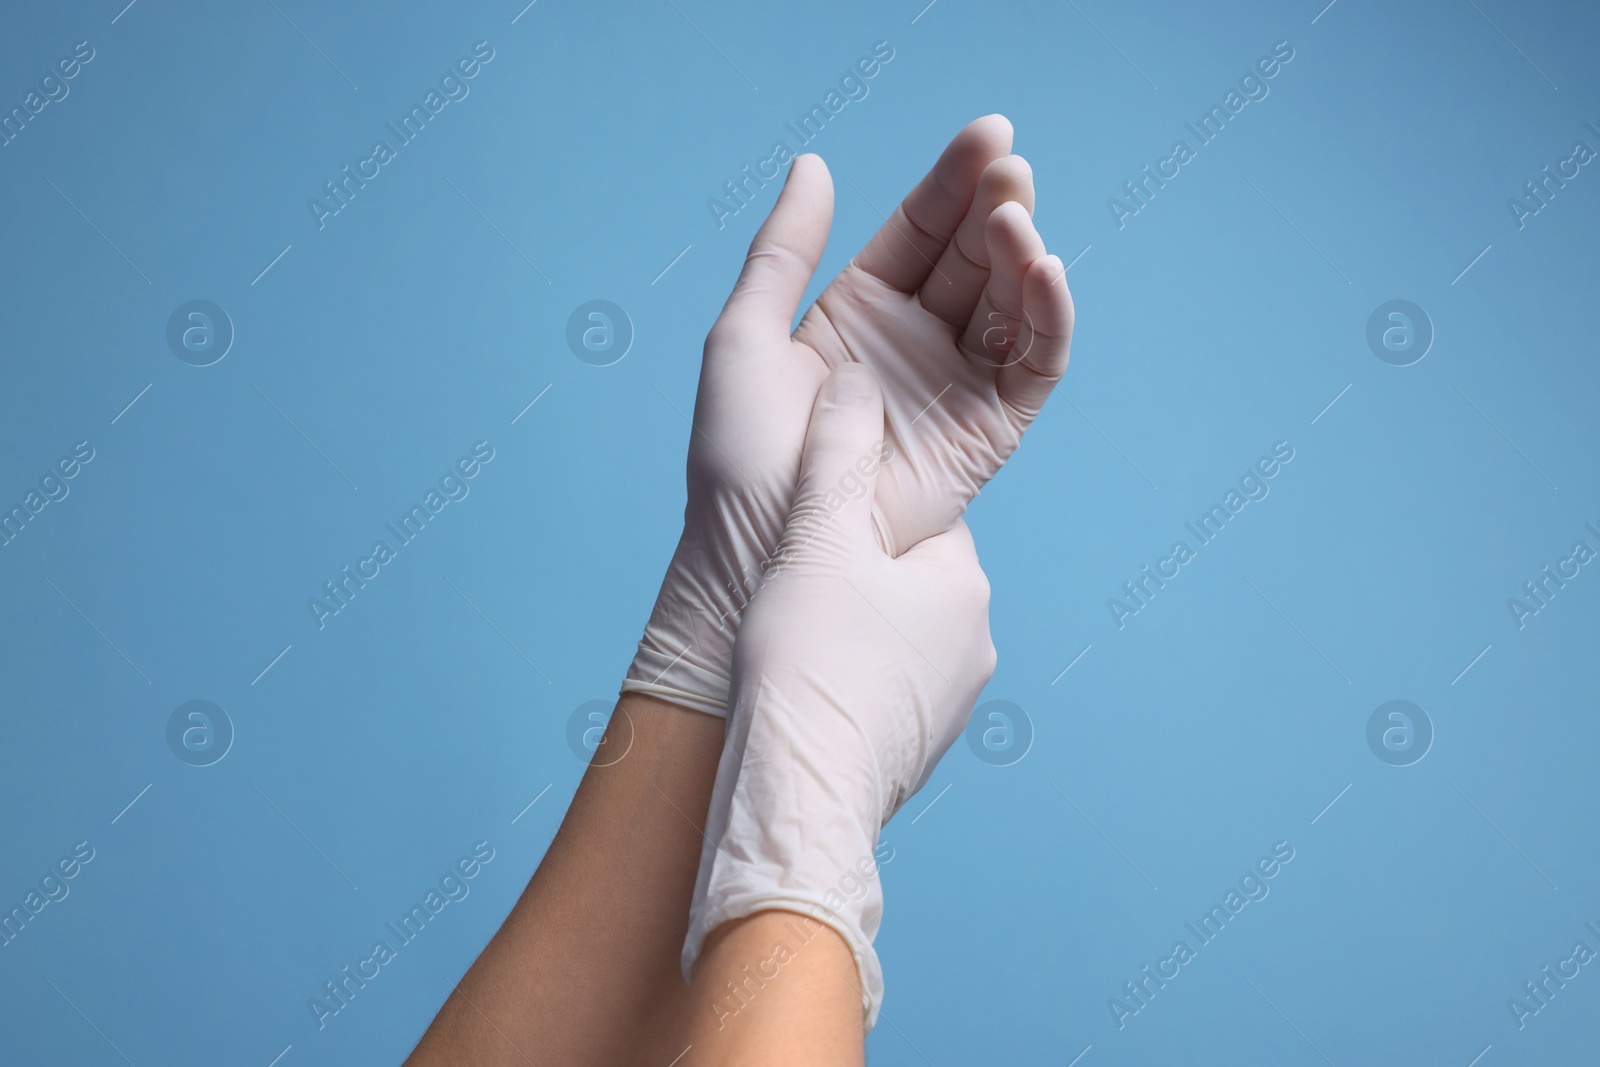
684, 910, 866, 1066
623, 529, 740, 716
686, 678, 891, 1026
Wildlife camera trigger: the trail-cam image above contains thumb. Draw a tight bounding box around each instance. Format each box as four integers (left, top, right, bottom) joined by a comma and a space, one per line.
715, 154, 834, 339
784, 364, 887, 552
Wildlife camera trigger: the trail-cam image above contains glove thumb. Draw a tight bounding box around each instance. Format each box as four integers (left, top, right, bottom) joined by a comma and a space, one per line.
782, 363, 888, 555
715, 154, 834, 342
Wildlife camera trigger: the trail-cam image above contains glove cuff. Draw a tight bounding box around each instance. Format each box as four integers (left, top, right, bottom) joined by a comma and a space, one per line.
620, 653, 729, 718
623, 528, 753, 717
683, 882, 886, 1030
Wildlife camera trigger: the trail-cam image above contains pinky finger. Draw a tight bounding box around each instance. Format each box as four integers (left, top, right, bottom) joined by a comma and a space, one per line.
997, 254, 1074, 421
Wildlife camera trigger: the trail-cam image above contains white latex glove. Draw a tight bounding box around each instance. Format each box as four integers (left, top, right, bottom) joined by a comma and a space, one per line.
682, 363, 997, 1028
622, 115, 1073, 716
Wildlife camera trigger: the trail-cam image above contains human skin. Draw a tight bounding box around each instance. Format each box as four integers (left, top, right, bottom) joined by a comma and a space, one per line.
402, 701, 867, 1067
679, 361, 997, 1060
679, 910, 865, 1067
405, 115, 1071, 1065
405, 691, 724, 1066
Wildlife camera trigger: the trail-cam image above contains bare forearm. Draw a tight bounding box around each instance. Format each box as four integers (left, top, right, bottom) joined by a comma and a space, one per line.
681, 911, 865, 1067
406, 692, 724, 1067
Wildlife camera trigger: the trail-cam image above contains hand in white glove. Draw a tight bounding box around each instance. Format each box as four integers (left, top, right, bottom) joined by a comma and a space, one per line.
623, 115, 1073, 716
683, 363, 996, 1028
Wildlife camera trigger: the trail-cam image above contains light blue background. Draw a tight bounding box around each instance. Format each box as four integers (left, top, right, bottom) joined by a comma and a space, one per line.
2, 0, 1597, 1063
